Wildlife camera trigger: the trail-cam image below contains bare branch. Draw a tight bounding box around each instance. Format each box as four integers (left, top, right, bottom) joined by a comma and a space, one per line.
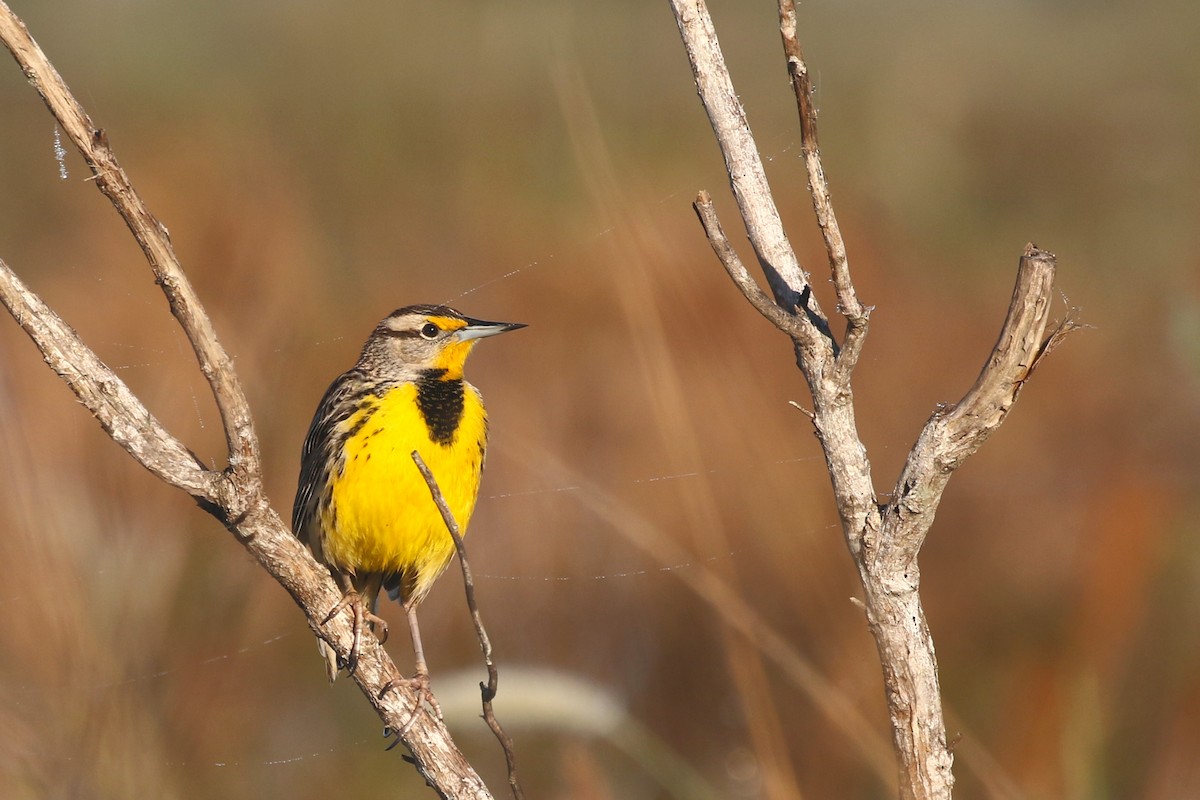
777, 0, 870, 377
693, 191, 806, 340
0, 256, 214, 498
413, 452, 524, 800
230, 507, 494, 800
0, 0, 257, 478
672, 3, 1075, 799
883, 245, 1059, 570
777, 1, 857, 315
945, 245, 1057, 447
669, 0, 815, 319
848, 246, 1061, 797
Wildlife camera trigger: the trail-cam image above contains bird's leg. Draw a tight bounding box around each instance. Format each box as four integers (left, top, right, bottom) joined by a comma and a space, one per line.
406, 601, 430, 684
322, 576, 390, 678
379, 602, 442, 723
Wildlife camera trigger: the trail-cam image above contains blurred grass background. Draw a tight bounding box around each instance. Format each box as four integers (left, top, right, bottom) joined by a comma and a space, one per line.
1, 0, 1197, 798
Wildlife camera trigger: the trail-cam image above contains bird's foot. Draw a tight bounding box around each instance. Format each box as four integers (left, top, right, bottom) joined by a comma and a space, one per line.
322, 591, 390, 678
380, 668, 443, 733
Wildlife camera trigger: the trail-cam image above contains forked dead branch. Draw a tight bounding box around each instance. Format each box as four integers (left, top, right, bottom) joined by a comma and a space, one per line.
670, 1, 1077, 798
0, 3, 501, 798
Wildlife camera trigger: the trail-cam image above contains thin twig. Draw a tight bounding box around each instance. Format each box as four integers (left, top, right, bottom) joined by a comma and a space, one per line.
693, 191, 806, 339
777, 2, 862, 319
412, 452, 524, 800
777, 0, 869, 376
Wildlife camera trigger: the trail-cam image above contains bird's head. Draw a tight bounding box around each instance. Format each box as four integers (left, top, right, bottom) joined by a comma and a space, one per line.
359, 304, 525, 380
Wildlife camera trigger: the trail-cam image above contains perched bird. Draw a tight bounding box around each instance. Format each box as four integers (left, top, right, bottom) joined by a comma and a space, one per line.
292, 305, 525, 683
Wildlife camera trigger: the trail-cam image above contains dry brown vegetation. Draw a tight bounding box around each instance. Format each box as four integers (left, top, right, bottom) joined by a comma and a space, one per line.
1, 2, 1198, 798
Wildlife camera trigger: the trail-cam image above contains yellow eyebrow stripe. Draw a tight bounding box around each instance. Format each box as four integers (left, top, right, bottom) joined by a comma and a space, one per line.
425, 315, 467, 332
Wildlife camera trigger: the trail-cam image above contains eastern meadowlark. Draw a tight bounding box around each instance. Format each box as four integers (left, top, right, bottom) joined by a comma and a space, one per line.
292, 304, 525, 683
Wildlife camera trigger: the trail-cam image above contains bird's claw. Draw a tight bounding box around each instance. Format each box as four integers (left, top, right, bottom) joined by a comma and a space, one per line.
379, 670, 443, 735
323, 590, 390, 678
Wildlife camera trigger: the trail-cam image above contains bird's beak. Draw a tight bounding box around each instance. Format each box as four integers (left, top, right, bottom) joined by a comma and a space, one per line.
455, 317, 527, 342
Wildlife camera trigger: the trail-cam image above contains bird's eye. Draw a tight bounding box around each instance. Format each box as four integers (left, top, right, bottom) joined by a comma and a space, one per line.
419, 322, 440, 340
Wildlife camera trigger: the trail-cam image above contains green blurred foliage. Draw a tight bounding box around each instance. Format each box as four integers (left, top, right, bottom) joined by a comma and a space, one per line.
1, 1, 1198, 798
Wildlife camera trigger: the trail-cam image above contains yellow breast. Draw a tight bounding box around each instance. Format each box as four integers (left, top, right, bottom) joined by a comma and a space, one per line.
321, 381, 488, 601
